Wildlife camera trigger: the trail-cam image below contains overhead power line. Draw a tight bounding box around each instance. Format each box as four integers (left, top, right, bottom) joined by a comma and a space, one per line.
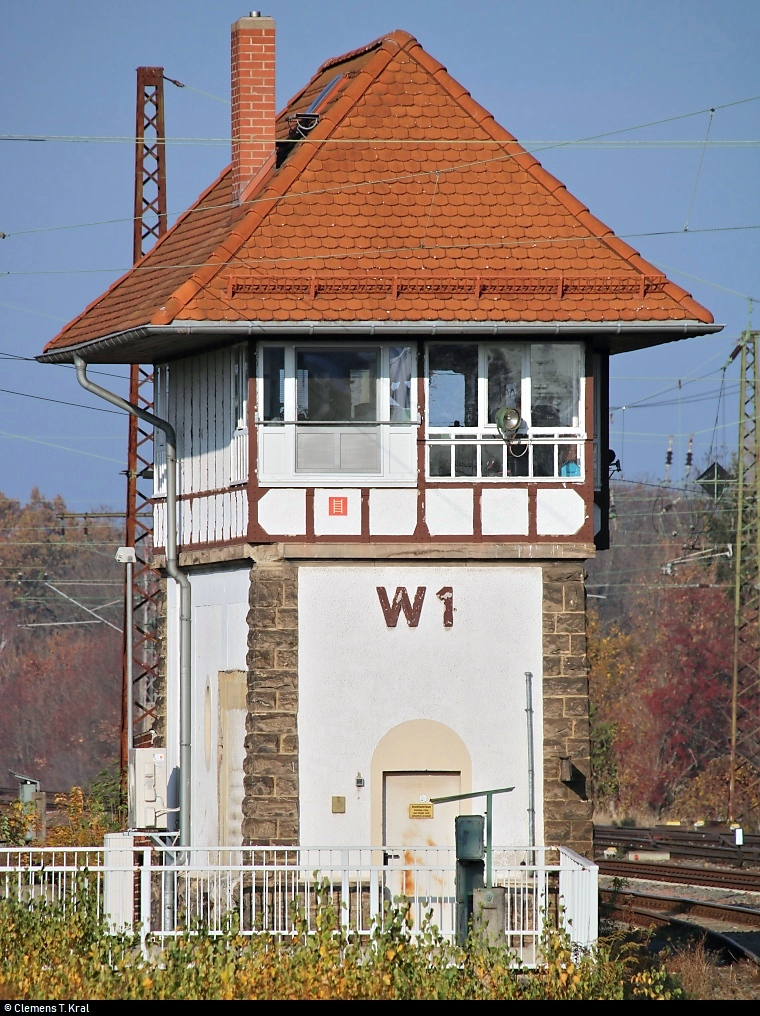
2, 225, 759, 278
0, 431, 125, 464
611, 383, 740, 411
652, 262, 760, 305
0, 386, 122, 414
2, 90, 759, 240
44, 580, 122, 633
0, 352, 126, 381
1, 134, 757, 147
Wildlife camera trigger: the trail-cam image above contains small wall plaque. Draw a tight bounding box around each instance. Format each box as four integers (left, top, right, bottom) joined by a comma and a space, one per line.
328, 496, 348, 516
409, 802, 434, 819
332, 796, 346, 814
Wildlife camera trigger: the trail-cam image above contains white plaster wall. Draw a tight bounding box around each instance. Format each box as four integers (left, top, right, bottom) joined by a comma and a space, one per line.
188, 567, 250, 847
536, 488, 586, 536
257, 488, 306, 536
425, 489, 474, 535
314, 489, 362, 536
481, 488, 529, 536
298, 565, 544, 848
369, 488, 418, 536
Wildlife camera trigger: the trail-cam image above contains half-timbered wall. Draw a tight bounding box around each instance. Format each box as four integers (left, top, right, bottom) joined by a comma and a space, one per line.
153, 339, 606, 550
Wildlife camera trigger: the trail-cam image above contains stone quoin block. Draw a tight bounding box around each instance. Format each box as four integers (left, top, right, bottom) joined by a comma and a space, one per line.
243, 560, 300, 845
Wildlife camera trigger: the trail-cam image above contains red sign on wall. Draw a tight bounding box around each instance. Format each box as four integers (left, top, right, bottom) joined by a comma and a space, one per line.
328, 496, 348, 516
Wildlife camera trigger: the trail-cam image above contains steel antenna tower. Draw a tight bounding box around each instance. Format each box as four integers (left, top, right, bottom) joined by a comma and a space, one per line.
729, 330, 760, 820
121, 67, 167, 772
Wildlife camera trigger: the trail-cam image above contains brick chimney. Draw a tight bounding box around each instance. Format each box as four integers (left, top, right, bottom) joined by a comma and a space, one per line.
231, 12, 276, 206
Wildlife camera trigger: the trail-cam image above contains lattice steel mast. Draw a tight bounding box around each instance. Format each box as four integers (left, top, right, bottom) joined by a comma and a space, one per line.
121, 67, 167, 771
729, 330, 760, 820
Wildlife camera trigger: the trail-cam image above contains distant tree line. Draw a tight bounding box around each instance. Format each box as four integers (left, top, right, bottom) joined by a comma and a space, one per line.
586, 477, 759, 823
0, 489, 121, 792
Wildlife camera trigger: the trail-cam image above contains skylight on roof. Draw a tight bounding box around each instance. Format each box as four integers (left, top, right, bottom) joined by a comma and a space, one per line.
305, 74, 344, 116
287, 74, 345, 139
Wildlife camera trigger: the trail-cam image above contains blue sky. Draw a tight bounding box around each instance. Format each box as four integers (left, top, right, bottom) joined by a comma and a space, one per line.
1, 0, 758, 509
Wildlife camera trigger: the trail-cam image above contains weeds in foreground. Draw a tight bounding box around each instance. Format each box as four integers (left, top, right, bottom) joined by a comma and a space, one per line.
0, 882, 683, 1000
0, 801, 37, 846
45, 783, 121, 847
0, 766, 125, 848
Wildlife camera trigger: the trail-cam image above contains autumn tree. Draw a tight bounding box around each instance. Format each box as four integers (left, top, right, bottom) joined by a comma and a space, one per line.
0, 489, 122, 791
588, 481, 735, 820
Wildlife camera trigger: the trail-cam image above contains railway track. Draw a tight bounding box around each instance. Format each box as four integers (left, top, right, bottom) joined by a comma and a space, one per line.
600, 888, 760, 964
599, 859, 760, 893
595, 824, 760, 867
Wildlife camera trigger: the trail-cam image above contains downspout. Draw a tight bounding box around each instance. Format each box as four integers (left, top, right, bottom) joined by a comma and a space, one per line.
74, 354, 192, 846
525, 671, 536, 865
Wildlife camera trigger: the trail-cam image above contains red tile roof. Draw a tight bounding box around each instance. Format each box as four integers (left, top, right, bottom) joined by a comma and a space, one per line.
42, 29, 714, 360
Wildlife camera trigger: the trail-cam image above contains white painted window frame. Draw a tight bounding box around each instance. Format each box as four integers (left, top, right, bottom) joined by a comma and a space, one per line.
256, 342, 418, 487
425, 341, 587, 482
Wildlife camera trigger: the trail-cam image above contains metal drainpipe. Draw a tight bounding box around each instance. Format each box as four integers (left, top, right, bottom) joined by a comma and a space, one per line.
525, 671, 536, 865
74, 355, 192, 847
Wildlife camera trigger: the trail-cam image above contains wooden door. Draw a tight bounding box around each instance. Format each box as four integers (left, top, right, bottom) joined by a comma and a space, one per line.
218, 670, 246, 847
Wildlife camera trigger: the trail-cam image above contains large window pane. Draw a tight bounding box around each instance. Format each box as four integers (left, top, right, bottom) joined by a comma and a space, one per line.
487, 345, 522, 424
262, 347, 284, 421
389, 346, 413, 423
296, 348, 378, 422
530, 344, 581, 428
428, 345, 478, 427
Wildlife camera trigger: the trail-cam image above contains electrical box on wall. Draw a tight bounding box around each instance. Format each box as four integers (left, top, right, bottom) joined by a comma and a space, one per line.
128, 748, 168, 829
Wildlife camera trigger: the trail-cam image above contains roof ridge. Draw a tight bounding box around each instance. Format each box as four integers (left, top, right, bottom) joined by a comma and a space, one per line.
314, 28, 415, 76
151, 40, 402, 325
404, 38, 713, 324
277, 29, 416, 125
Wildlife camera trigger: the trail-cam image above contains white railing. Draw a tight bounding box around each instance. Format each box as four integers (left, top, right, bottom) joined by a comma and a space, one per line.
0, 843, 597, 963
558, 847, 599, 951
427, 434, 585, 480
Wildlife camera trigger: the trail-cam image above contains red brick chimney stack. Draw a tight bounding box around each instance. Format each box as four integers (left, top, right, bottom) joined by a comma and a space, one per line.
231, 12, 276, 206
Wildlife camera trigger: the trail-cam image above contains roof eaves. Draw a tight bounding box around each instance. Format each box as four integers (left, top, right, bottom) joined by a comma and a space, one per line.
37, 316, 725, 364
406, 39, 714, 326
43, 165, 233, 353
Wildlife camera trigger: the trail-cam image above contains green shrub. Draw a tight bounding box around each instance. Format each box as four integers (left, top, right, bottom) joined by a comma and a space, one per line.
0, 884, 683, 1000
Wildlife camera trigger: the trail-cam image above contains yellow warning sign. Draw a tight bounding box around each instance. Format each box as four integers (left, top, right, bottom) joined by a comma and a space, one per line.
409, 802, 434, 819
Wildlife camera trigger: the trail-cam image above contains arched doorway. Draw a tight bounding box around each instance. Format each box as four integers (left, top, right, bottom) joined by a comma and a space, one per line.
370, 719, 472, 847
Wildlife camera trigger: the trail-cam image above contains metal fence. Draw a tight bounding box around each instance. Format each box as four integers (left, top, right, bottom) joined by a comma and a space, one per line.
0, 841, 597, 964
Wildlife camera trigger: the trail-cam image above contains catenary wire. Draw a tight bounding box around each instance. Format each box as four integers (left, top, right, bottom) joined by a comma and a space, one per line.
3, 90, 760, 239
3, 225, 759, 278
